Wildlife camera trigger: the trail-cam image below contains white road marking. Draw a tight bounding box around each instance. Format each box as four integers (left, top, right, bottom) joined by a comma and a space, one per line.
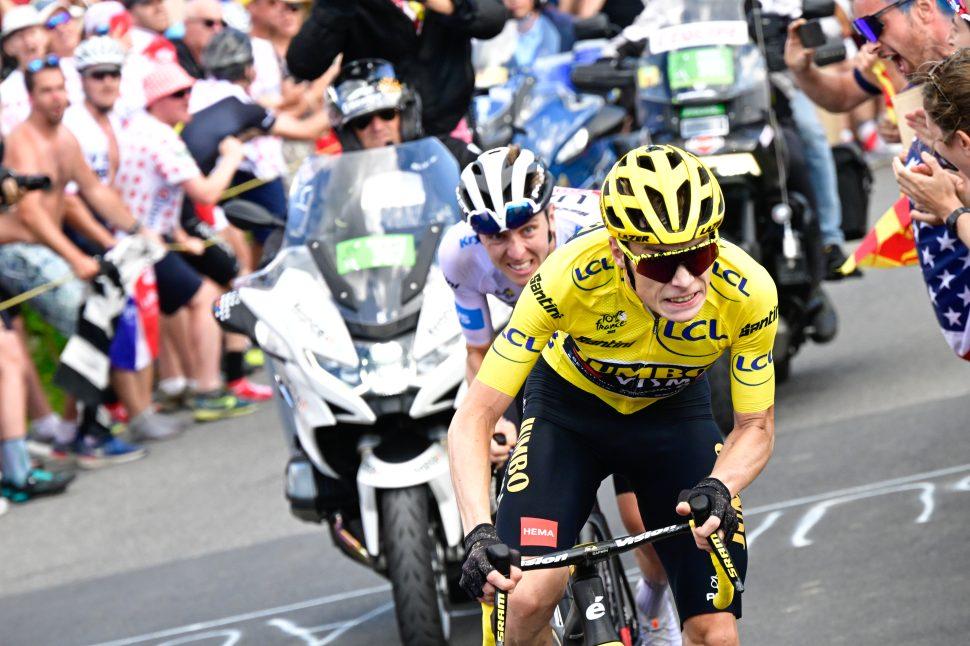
790, 482, 936, 548
267, 601, 394, 646
89, 463, 970, 646
85, 584, 391, 646
745, 511, 782, 548
316, 602, 394, 646
744, 463, 970, 516
156, 630, 241, 646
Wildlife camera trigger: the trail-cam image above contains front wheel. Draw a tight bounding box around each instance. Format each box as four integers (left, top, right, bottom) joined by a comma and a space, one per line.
382, 486, 450, 646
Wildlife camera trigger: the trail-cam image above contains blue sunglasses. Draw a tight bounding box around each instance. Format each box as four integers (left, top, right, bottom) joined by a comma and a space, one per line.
851, 0, 914, 43
467, 199, 542, 235
26, 55, 60, 73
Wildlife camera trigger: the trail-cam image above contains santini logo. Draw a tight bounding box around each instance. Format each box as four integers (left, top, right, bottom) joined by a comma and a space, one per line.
738, 306, 778, 338
530, 273, 564, 319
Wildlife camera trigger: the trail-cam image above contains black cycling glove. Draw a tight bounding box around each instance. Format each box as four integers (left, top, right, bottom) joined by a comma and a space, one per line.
460, 523, 506, 600
680, 477, 739, 542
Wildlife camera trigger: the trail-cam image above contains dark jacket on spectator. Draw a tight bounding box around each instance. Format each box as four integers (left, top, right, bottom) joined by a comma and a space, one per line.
171, 38, 206, 79
286, 0, 506, 136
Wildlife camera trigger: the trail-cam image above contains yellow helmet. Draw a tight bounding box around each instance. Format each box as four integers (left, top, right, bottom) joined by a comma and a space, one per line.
600, 144, 724, 245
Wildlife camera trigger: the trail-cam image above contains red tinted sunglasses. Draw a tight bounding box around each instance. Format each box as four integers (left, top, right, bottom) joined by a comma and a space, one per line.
621, 239, 719, 283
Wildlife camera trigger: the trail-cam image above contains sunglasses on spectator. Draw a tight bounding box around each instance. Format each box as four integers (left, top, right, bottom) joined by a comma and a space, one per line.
45, 11, 72, 30
852, 0, 914, 43
86, 68, 122, 81
166, 88, 192, 100
617, 237, 720, 283
26, 55, 60, 73
188, 18, 224, 28
466, 199, 541, 236
348, 108, 399, 131
283, 3, 306, 12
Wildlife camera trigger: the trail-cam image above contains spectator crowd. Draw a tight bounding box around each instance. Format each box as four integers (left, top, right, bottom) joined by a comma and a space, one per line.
1, 0, 968, 529
0, 0, 333, 510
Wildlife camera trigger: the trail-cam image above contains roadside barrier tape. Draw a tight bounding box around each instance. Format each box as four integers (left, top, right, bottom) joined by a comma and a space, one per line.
0, 239, 218, 312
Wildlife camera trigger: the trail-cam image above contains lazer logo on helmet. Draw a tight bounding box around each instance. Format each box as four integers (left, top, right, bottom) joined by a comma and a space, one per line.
529, 273, 564, 319
738, 306, 778, 338
662, 319, 728, 342
711, 261, 750, 296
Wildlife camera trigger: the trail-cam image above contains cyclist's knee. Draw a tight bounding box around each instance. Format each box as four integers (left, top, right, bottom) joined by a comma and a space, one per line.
682, 612, 738, 646
506, 569, 567, 641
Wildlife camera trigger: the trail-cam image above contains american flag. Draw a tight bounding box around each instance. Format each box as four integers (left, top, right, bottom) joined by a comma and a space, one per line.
908, 141, 970, 360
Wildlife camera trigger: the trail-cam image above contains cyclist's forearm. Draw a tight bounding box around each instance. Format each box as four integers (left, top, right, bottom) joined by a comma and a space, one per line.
449, 382, 509, 529
449, 406, 495, 529
465, 343, 489, 385
709, 407, 775, 496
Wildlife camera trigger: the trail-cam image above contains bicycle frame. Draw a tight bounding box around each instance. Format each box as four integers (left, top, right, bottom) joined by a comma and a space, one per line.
489, 495, 743, 646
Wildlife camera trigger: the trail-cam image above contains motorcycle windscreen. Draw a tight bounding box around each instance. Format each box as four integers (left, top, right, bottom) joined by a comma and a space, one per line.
286, 138, 461, 329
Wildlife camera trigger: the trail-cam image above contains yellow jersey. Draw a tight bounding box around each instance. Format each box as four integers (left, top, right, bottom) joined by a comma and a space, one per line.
476, 226, 778, 414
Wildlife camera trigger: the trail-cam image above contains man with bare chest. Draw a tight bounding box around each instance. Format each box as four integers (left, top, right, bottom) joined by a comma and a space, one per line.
0, 60, 140, 337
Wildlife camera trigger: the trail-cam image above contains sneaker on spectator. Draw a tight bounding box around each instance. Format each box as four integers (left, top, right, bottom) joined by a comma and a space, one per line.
26, 439, 78, 470
244, 347, 264, 370
129, 410, 184, 442
1, 467, 76, 503
105, 401, 130, 424
191, 390, 256, 422
636, 579, 681, 645
156, 388, 189, 413
70, 435, 148, 470
228, 377, 273, 402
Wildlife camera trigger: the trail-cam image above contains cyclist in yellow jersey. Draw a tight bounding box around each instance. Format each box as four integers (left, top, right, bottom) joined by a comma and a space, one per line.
449, 144, 778, 646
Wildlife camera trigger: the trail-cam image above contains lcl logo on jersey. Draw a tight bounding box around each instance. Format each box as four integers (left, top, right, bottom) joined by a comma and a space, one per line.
731, 351, 774, 387
572, 257, 614, 289
711, 261, 751, 296
662, 319, 729, 342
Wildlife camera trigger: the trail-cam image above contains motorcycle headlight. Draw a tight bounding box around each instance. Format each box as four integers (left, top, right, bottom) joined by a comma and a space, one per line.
308, 350, 361, 386
415, 333, 463, 376
360, 341, 413, 396
556, 128, 590, 165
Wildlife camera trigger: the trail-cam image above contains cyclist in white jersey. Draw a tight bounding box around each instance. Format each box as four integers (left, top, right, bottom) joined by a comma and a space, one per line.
444, 146, 681, 642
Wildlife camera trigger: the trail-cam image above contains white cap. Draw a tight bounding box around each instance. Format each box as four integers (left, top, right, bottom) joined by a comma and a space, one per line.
1, 5, 43, 40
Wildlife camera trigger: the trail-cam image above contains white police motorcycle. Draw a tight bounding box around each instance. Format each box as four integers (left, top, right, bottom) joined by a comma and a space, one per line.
215, 139, 478, 645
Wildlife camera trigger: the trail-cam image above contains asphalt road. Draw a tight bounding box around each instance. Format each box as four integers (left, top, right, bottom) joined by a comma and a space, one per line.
2, 166, 969, 646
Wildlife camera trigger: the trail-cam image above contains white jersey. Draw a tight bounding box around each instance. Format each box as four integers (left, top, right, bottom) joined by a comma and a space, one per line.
440, 187, 601, 346
62, 103, 123, 188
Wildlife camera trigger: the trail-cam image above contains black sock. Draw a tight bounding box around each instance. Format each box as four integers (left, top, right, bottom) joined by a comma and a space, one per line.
225, 351, 245, 382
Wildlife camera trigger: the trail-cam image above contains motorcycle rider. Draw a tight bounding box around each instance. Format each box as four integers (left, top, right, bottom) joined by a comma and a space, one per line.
444, 146, 681, 642
327, 57, 479, 166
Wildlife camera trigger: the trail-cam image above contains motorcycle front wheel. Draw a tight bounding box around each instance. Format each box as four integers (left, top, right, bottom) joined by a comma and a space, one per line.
382, 486, 451, 646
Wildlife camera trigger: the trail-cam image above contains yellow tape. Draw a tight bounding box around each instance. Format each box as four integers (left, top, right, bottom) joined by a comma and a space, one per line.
0, 273, 75, 312
0, 239, 218, 312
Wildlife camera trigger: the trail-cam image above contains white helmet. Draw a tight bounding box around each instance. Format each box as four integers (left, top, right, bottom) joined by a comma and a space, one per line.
456, 145, 554, 235
74, 36, 127, 72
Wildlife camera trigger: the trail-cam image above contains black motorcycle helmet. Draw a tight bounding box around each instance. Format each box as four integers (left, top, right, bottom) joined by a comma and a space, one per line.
326, 58, 424, 151
202, 27, 253, 82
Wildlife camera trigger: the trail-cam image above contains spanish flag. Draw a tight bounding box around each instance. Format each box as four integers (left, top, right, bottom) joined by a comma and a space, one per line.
839, 196, 919, 274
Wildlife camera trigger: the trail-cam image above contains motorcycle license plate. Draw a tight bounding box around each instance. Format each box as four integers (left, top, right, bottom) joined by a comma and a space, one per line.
680, 115, 730, 139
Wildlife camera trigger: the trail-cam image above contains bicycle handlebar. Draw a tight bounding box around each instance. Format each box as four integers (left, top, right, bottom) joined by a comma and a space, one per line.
486, 493, 742, 635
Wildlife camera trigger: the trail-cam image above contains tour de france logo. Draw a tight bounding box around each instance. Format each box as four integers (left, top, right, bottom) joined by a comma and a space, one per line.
595, 310, 627, 334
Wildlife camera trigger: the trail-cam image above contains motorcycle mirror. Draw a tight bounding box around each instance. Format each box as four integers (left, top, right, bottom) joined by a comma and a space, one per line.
222, 199, 283, 231
771, 203, 793, 225
212, 290, 260, 342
